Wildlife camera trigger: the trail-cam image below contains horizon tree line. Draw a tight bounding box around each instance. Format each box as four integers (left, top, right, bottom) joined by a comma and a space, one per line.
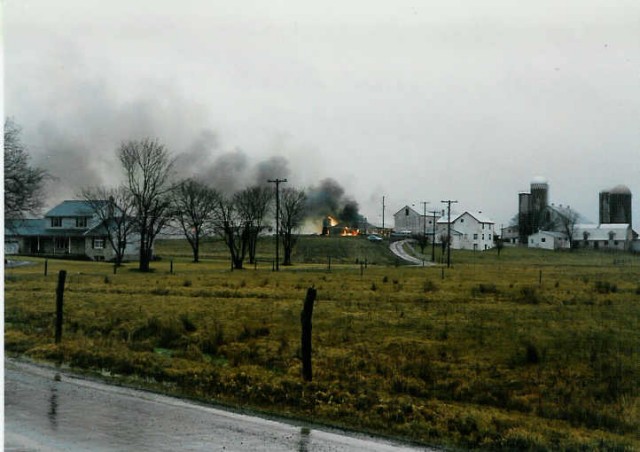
4, 121, 310, 272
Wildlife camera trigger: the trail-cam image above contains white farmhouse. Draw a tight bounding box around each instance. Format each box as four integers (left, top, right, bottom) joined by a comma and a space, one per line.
436, 211, 495, 251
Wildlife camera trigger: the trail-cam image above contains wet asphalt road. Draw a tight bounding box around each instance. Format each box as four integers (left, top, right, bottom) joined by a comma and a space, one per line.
5, 359, 432, 451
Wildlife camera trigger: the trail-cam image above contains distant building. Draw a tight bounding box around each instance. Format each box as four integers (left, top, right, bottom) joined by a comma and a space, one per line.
574, 223, 634, 251
500, 225, 519, 244
599, 185, 632, 225
4, 200, 140, 261
436, 211, 495, 251
528, 231, 570, 250
518, 176, 549, 243
393, 205, 438, 236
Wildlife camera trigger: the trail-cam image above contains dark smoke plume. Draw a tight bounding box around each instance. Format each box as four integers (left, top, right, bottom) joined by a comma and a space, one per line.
306, 178, 361, 225
254, 156, 290, 186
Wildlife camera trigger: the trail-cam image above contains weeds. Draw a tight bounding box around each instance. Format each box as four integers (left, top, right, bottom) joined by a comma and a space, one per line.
594, 280, 617, 294
4, 246, 640, 452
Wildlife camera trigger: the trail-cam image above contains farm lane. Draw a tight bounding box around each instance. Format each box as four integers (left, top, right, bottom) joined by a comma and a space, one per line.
5, 358, 432, 452
389, 240, 433, 266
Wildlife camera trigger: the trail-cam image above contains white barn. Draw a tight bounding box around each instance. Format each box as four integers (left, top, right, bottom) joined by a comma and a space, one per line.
574, 224, 634, 251
393, 205, 439, 235
528, 231, 570, 250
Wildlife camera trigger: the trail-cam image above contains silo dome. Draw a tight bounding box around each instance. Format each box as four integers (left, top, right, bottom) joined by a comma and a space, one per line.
530, 176, 548, 187
610, 184, 631, 195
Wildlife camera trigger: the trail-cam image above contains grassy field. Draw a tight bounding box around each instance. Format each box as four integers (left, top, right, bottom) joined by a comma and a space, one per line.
5, 237, 640, 450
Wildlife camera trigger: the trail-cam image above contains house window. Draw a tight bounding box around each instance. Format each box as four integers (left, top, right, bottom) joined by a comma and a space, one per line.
541, 238, 546, 243
51, 217, 62, 228
473, 233, 478, 240
460, 219, 464, 223
405, 208, 409, 216
614, 241, 619, 246
93, 238, 105, 249
76, 217, 88, 228
54, 237, 67, 249
482, 234, 485, 240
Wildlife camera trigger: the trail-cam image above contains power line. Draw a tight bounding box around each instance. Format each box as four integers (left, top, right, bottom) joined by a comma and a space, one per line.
268, 178, 287, 271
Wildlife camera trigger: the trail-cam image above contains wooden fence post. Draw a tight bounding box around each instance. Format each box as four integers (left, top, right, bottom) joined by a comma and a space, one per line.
55, 270, 67, 344
300, 287, 317, 382
44, 259, 48, 276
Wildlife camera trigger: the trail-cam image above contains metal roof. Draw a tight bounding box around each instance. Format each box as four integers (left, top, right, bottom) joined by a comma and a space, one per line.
5, 219, 48, 236
45, 200, 104, 217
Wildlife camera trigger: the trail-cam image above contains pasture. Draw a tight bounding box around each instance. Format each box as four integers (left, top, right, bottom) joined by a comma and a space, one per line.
4, 238, 639, 450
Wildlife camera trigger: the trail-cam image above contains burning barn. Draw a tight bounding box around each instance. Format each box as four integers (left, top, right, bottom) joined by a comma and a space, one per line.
321, 215, 371, 236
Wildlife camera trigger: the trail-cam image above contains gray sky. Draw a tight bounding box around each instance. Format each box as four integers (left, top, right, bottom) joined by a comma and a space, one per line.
4, 0, 640, 229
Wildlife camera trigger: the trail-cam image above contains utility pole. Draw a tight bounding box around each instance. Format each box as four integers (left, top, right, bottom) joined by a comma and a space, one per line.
421, 202, 429, 238
421, 201, 430, 258
268, 178, 287, 271
441, 200, 458, 268
428, 209, 439, 262
382, 195, 386, 235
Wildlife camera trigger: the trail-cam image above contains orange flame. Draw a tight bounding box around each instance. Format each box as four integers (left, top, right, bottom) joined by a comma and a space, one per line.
340, 227, 360, 236
328, 216, 339, 227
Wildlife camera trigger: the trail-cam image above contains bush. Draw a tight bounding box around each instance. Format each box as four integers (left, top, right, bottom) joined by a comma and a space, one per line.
519, 286, 539, 304
594, 281, 617, 294
423, 280, 438, 293
471, 283, 498, 297
180, 314, 197, 332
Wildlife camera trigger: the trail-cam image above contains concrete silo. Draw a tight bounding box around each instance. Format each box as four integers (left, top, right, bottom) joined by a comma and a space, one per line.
518, 192, 532, 243
530, 176, 549, 234
600, 185, 632, 225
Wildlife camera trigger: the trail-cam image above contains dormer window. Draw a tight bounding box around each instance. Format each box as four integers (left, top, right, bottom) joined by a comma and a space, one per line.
51, 217, 62, 228
76, 217, 88, 228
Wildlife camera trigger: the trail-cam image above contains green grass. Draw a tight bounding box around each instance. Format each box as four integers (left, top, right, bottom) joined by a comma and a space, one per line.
4, 240, 640, 450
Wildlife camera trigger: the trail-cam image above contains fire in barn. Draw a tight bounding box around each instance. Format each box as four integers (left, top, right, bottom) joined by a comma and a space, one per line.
307, 178, 371, 236
320, 204, 370, 237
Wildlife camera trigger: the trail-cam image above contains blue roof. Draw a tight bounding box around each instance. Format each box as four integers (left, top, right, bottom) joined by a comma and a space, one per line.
45, 200, 104, 217
5, 219, 48, 236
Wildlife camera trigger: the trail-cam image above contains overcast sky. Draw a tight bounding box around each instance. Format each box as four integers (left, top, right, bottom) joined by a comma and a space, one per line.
4, 1, 640, 229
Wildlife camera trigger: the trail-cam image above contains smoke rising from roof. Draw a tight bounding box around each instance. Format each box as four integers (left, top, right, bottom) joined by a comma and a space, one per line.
306, 178, 361, 225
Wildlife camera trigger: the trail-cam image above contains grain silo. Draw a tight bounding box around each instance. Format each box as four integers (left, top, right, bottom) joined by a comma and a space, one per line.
518, 192, 532, 242
530, 177, 549, 233
599, 185, 632, 225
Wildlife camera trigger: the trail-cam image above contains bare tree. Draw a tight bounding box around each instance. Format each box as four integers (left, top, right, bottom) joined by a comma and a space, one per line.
170, 178, 220, 263
119, 138, 174, 272
411, 233, 429, 255
212, 194, 247, 270
235, 186, 273, 265
557, 208, 579, 250
80, 186, 136, 265
4, 118, 48, 219
279, 187, 307, 266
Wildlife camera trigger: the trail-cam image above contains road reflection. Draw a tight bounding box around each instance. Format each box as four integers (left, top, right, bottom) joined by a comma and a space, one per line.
5, 359, 432, 451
